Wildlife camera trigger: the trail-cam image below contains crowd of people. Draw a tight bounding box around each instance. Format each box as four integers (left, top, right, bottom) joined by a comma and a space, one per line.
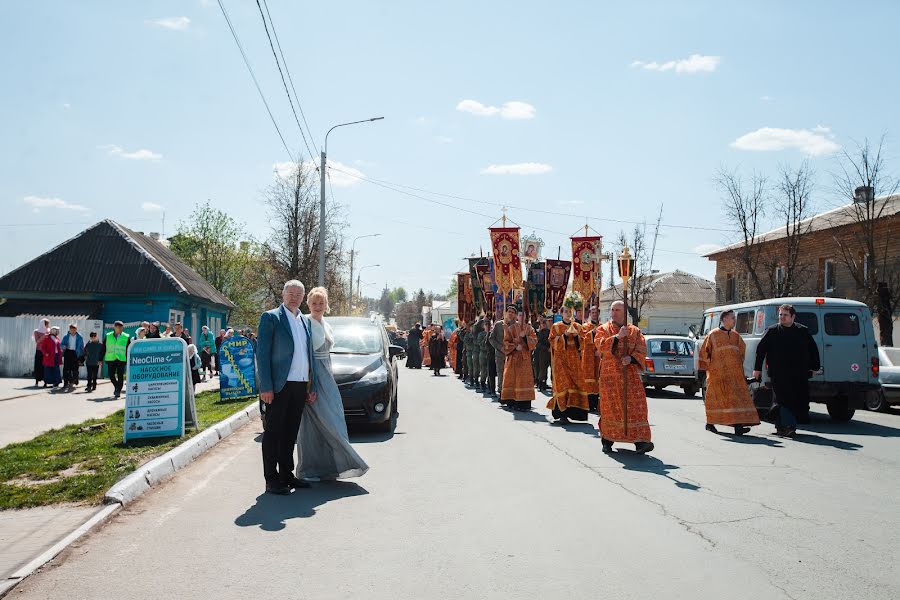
404, 301, 819, 452
30, 318, 261, 396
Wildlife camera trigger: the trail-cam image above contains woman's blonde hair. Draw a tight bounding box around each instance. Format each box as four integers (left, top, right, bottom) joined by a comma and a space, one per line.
307, 286, 330, 313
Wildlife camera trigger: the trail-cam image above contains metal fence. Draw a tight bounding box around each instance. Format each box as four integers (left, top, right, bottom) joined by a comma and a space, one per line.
0, 316, 103, 378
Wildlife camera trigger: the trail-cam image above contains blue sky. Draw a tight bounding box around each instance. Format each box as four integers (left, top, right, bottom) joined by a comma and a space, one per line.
2, 1, 898, 297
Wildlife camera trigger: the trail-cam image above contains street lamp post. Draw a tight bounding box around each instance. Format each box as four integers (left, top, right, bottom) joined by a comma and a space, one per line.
356, 264, 380, 308
319, 117, 385, 286
349, 233, 381, 315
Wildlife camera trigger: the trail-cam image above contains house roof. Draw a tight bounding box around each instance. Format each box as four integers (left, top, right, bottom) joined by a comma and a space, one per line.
599, 270, 716, 305
704, 194, 900, 257
0, 220, 235, 308
0, 299, 103, 320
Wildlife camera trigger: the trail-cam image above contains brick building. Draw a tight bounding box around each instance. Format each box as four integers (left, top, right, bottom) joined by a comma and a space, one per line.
704, 193, 899, 343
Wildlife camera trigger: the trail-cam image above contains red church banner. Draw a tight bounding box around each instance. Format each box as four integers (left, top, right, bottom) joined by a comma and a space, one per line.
543, 259, 571, 313
474, 261, 494, 316
571, 236, 602, 300
489, 227, 522, 295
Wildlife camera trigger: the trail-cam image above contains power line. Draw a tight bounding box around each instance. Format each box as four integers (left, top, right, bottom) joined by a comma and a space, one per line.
260, 0, 319, 152
254, 0, 316, 162
328, 165, 731, 233
216, 0, 296, 160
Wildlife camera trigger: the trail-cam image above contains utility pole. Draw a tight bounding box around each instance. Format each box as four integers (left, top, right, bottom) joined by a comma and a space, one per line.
648, 204, 663, 275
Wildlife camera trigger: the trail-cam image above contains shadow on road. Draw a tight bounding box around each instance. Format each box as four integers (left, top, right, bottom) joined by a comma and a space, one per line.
511, 410, 550, 423
790, 432, 862, 451
351, 429, 405, 443
552, 420, 599, 437
606, 451, 701, 491
235, 482, 369, 531
719, 433, 784, 448
801, 418, 900, 439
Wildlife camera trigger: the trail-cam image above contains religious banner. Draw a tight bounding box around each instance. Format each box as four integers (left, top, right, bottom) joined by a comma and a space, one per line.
219, 335, 258, 400
474, 260, 494, 317
489, 258, 503, 320
571, 236, 602, 300
458, 272, 474, 324
468, 257, 488, 315
544, 259, 571, 313
526, 261, 545, 320
489, 227, 522, 295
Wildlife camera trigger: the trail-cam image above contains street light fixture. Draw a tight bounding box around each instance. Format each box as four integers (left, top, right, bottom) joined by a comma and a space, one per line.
349, 233, 381, 315
319, 117, 385, 286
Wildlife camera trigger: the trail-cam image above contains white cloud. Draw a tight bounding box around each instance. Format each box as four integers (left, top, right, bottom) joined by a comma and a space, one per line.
149, 17, 191, 31
456, 99, 536, 119
354, 159, 376, 168
62, 102, 71, 110
199, 0, 213, 7
730, 126, 840, 156
23, 195, 88, 212
630, 54, 721, 74
434, 136, 453, 144
693, 243, 722, 255
481, 162, 553, 175
760, 95, 773, 102
99, 144, 163, 161
142, 202, 164, 212
558, 200, 584, 205
273, 159, 365, 188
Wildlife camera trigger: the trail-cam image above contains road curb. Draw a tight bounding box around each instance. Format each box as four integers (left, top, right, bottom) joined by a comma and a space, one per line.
0, 399, 260, 598
104, 400, 260, 505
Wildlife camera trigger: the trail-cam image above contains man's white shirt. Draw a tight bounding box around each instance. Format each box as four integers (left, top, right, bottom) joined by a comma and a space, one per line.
284, 304, 310, 382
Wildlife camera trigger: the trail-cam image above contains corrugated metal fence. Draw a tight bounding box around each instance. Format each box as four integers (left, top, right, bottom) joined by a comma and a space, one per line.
0, 317, 103, 378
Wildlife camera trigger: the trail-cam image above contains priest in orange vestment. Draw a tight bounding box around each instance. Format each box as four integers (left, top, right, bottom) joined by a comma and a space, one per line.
421, 326, 434, 368
548, 306, 589, 422
594, 301, 654, 454
448, 325, 459, 371
501, 306, 537, 411
580, 306, 601, 413
698, 309, 760, 435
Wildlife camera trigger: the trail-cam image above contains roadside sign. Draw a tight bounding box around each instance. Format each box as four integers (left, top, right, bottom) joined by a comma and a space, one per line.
125, 338, 193, 441
219, 335, 258, 400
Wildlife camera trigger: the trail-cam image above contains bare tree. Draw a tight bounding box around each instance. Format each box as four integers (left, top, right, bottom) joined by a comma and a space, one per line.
831, 136, 900, 346
715, 167, 768, 300
764, 161, 816, 296
261, 163, 349, 312
614, 225, 653, 323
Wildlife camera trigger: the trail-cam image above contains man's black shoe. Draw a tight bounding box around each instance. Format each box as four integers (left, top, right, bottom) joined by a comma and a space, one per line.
284, 476, 311, 489
635, 441, 655, 454
705, 424, 719, 434
266, 483, 291, 495
734, 425, 751, 436
601, 439, 614, 453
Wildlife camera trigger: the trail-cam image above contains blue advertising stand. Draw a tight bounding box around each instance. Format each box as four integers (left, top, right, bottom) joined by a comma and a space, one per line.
124, 338, 195, 442
218, 335, 258, 400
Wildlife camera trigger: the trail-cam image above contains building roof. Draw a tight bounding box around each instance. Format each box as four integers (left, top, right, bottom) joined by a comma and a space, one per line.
599, 270, 716, 305
0, 220, 235, 308
0, 299, 103, 319
705, 194, 900, 258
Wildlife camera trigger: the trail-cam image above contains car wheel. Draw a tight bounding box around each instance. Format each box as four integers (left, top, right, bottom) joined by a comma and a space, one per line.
864, 390, 887, 412
654, 385, 665, 392
377, 401, 396, 433
826, 398, 855, 422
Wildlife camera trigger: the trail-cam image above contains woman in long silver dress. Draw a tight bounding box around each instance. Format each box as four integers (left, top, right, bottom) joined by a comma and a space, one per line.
296, 287, 369, 481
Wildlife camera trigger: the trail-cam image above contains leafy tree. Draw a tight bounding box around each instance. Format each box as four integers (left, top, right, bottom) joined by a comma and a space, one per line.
379, 287, 395, 319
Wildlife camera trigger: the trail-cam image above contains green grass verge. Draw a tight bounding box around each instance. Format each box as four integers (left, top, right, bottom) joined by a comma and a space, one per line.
0, 390, 256, 510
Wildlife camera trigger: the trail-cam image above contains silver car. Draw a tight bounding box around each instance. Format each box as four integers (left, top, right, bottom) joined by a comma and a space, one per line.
641, 335, 699, 397
867, 347, 900, 411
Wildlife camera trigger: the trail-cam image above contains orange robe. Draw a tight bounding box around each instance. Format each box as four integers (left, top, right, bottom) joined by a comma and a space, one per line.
580, 321, 601, 397
421, 329, 433, 367
595, 321, 652, 443
698, 328, 760, 426
547, 321, 589, 413
501, 321, 537, 404
448, 330, 458, 371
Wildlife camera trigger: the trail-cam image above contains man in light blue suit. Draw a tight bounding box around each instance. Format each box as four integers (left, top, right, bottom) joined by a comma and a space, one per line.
256, 280, 317, 495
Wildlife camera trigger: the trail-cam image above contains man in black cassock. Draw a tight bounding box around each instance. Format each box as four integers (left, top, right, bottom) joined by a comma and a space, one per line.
753, 303, 821, 437
406, 323, 423, 369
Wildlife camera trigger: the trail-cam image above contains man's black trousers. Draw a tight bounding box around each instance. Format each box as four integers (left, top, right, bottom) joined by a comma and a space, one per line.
261, 381, 307, 484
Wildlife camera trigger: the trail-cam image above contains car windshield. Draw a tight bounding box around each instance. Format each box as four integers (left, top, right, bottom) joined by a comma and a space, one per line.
331, 323, 383, 354
649, 339, 694, 357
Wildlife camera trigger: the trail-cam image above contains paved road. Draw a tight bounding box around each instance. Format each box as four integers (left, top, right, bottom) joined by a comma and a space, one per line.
13, 369, 900, 599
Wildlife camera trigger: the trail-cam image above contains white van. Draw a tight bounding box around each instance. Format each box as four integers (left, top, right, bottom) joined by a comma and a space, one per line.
697, 297, 881, 422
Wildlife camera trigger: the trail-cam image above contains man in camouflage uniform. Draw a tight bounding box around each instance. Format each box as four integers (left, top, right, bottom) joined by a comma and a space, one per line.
479, 319, 492, 393
473, 319, 487, 392
464, 318, 479, 387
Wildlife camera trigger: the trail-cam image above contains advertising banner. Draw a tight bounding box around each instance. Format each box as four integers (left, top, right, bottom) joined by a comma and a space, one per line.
124, 338, 191, 442
219, 335, 258, 400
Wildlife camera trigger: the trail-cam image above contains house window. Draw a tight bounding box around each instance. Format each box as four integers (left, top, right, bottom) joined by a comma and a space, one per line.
775, 266, 786, 294
824, 259, 836, 293
724, 274, 736, 303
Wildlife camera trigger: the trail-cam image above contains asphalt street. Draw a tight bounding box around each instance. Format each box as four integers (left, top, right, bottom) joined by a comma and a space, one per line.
13, 368, 900, 600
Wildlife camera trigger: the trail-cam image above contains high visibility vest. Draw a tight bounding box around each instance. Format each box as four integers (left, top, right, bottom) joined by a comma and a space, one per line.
104, 331, 129, 362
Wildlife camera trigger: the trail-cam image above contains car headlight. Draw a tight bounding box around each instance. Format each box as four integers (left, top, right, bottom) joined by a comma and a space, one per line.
357, 366, 388, 386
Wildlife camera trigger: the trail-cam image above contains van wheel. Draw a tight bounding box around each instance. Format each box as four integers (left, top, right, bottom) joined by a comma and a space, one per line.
826, 398, 855, 422
864, 390, 887, 412
682, 384, 698, 397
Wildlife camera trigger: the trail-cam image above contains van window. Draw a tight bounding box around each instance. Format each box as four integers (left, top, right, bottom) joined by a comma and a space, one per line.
754, 309, 766, 334
702, 313, 716, 335
649, 340, 694, 357
795, 312, 819, 335
735, 311, 754, 334
824, 313, 860, 336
